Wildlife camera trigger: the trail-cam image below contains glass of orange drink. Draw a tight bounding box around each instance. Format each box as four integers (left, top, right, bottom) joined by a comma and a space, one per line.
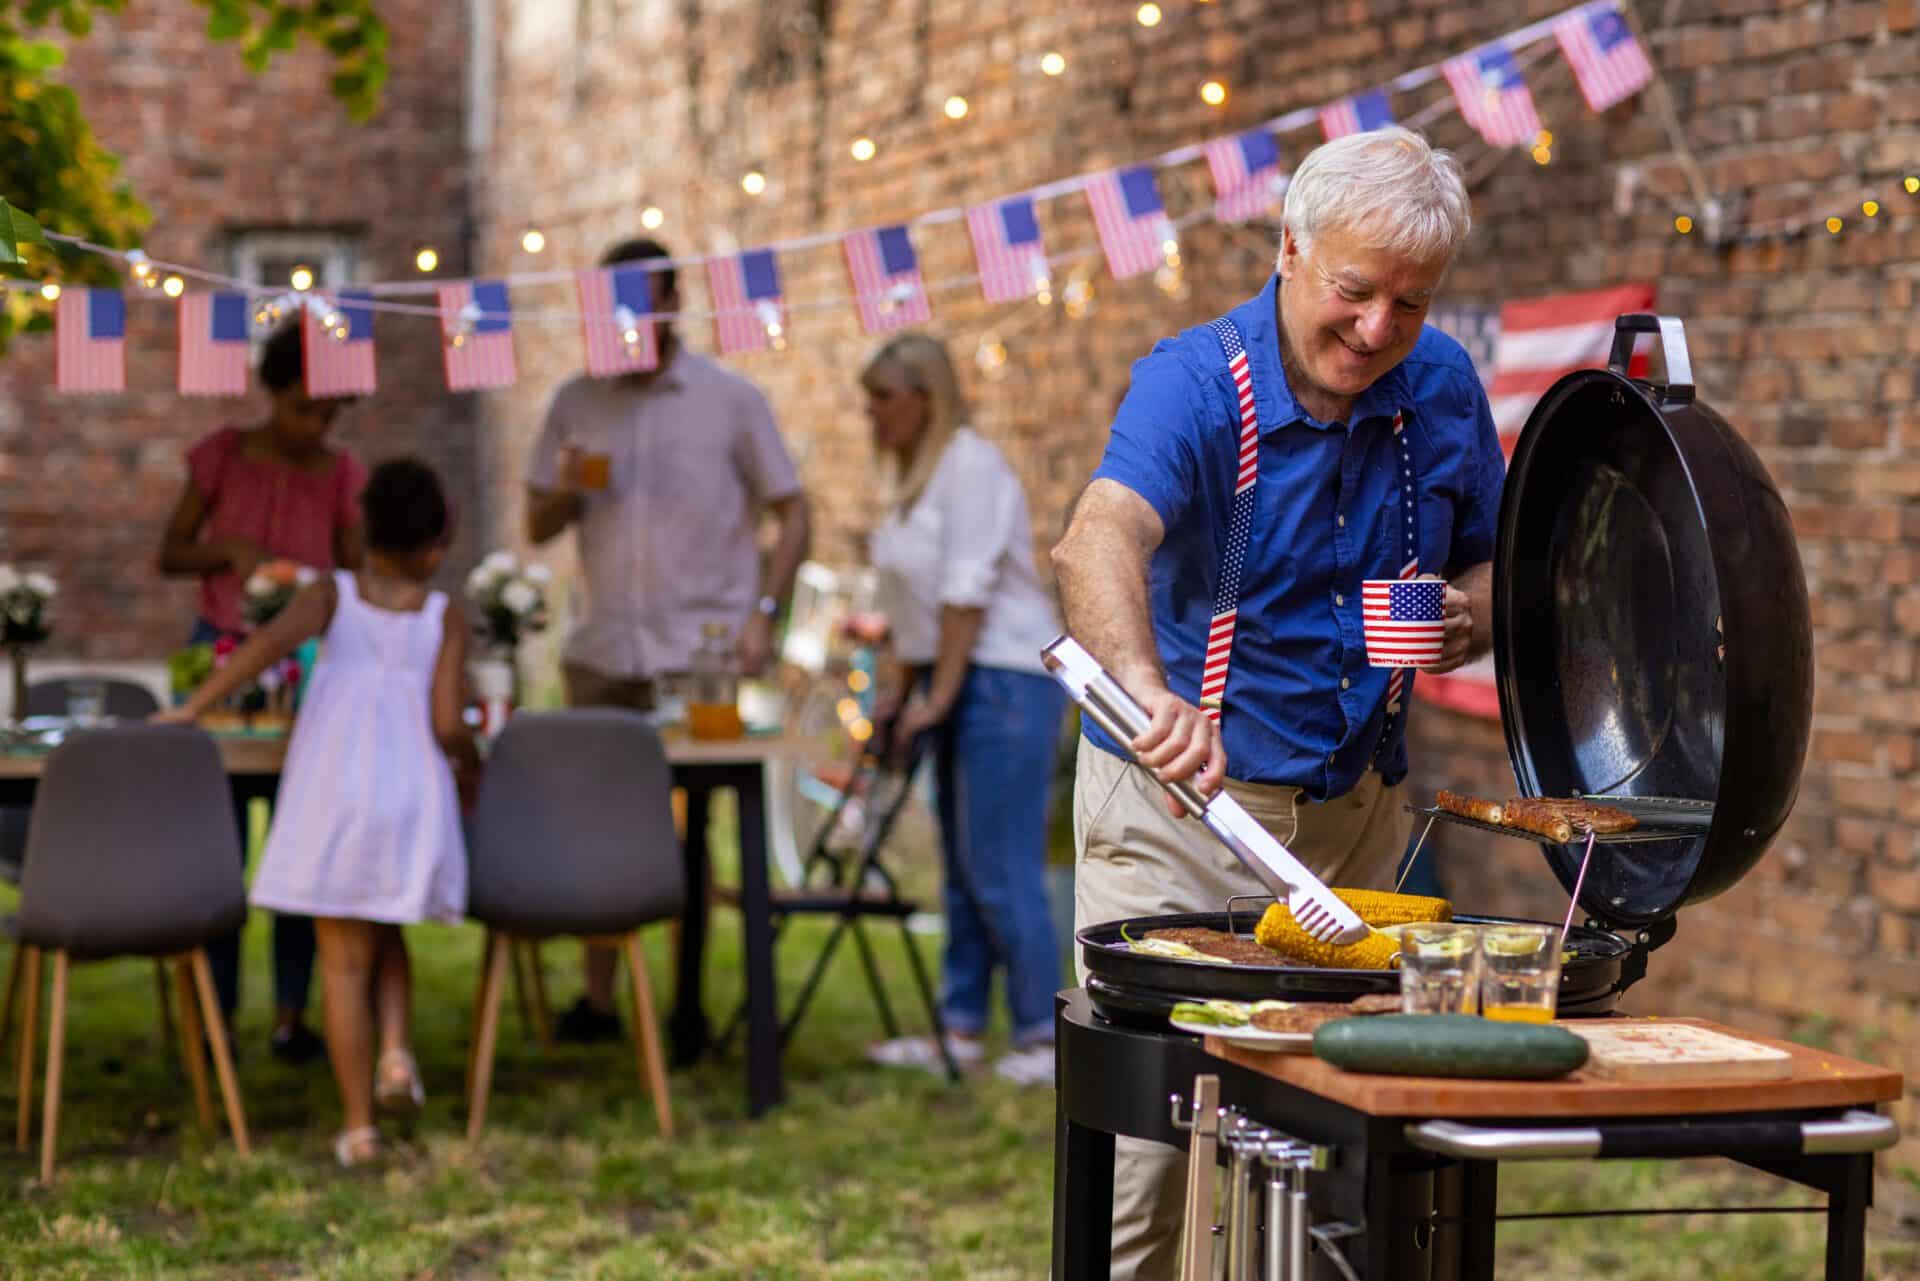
1479, 925, 1561, 1024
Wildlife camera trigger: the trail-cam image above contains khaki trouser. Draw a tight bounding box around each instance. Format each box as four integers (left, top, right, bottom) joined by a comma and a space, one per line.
1072, 738, 1412, 1281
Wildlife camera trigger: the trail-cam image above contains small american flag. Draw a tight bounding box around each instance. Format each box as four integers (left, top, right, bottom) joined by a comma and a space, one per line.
575, 265, 660, 377
1086, 167, 1175, 281
843, 225, 930, 336
438, 279, 516, 392
302, 290, 376, 398
1363, 579, 1446, 668
55, 288, 126, 394
1443, 45, 1544, 148
966, 196, 1050, 303
1318, 89, 1395, 141
707, 249, 786, 355
177, 292, 249, 397
1554, 4, 1654, 113
1204, 130, 1287, 224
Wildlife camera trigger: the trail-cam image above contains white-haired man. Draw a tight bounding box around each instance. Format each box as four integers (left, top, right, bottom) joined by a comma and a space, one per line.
1051, 127, 1501, 1276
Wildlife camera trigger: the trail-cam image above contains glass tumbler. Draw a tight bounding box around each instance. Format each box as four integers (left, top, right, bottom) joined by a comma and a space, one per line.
1478, 924, 1562, 1024
1398, 923, 1480, 1015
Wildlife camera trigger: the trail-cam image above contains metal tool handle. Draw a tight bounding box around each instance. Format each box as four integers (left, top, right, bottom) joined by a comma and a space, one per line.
1175, 1077, 1222, 1281
1608, 312, 1695, 403
1405, 1109, 1897, 1161
1041, 638, 1207, 820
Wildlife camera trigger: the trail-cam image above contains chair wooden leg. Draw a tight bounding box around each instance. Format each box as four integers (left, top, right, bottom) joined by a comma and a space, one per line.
508, 938, 532, 1038
523, 942, 554, 1050
466, 931, 510, 1142
621, 932, 674, 1139
174, 957, 213, 1129
466, 929, 493, 1099
189, 949, 251, 1157
15, 945, 40, 1152
154, 959, 177, 1062
38, 950, 69, 1183
0, 943, 22, 1061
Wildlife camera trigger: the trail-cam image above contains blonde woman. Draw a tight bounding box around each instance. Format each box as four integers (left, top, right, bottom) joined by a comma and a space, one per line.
861, 333, 1066, 1087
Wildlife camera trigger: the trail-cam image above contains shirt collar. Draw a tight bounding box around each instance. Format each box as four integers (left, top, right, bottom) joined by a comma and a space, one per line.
1230, 274, 1412, 435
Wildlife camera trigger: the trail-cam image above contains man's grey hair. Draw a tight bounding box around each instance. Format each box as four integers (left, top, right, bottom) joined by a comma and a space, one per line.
1279, 127, 1471, 266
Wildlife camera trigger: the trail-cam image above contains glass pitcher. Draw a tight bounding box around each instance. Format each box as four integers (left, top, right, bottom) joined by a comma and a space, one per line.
687, 621, 744, 740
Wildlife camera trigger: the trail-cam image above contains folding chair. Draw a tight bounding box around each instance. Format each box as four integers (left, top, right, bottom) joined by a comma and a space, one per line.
721, 745, 959, 1081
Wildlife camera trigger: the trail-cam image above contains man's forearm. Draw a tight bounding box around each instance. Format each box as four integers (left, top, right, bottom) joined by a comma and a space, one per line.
1051, 509, 1163, 694
526, 489, 582, 545
758, 495, 812, 604
1455, 561, 1494, 660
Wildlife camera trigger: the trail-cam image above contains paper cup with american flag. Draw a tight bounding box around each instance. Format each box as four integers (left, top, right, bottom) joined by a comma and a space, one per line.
1362, 578, 1447, 667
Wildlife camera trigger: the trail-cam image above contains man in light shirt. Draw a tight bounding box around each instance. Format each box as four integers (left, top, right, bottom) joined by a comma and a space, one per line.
527, 236, 811, 1050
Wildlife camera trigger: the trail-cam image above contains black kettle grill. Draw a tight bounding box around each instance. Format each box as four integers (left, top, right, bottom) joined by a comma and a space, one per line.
1079, 313, 1814, 1028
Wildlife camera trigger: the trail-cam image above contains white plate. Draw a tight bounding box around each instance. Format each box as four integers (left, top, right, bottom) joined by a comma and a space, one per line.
1167, 1016, 1314, 1053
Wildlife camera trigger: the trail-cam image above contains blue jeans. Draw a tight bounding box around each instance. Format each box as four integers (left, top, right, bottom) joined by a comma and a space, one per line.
927, 665, 1067, 1047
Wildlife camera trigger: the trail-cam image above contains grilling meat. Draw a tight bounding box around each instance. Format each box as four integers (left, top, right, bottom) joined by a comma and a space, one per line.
1143, 927, 1283, 967
1500, 799, 1576, 843
1437, 789, 1505, 824
1249, 1003, 1357, 1033
1520, 796, 1639, 834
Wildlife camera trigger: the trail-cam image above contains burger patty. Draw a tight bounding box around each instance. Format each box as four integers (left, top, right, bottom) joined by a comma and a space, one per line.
1142, 927, 1284, 967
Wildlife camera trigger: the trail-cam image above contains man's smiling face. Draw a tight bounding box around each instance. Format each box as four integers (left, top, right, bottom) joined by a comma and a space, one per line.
1277, 221, 1448, 411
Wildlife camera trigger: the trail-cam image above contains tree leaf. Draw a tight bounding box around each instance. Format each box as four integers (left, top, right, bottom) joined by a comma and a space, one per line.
0, 198, 48, 265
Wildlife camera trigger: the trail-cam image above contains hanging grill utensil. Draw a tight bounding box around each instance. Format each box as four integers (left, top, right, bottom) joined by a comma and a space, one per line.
1041, 636, 1368, 945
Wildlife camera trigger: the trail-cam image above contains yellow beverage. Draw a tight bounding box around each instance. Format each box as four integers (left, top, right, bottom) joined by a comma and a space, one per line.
1482, 1003, 1555, 1024
688, 701, 744, 740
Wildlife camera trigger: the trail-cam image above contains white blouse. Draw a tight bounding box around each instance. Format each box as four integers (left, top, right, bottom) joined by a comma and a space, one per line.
869, 428, 1061, 675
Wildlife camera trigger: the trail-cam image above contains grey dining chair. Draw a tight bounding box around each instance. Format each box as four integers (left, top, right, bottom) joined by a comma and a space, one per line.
7, 725, 250, 1181
21, 676, 162, 721
464, 710, 683, 1140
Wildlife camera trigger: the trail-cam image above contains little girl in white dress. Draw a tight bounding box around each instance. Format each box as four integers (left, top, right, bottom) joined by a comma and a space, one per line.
161, 458, 475, 1167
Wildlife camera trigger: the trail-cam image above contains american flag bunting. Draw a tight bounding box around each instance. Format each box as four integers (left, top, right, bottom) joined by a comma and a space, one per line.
1554, 3, 1654, 113
1318, 89, 1395, 141
1086, 167, 1175, 281
55, 288, 126, 394
966, 196, 1051, 304
707, 249, 786, 356
302, 290, 376, 398
1443, 45, 1544, 148
438, 279, 516, 392
842, 225, 930, 336
178, 291, 249, 397
576, 264, 660, 377
1204, 130, 1287, 224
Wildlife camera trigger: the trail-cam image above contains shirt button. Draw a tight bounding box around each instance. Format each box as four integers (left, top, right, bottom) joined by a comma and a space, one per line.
1340, 677, 1350, 690
1336, 514, 1346, 527
1334, 593, 1345, 607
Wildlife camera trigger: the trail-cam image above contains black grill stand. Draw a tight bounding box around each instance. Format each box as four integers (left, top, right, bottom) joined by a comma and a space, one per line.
1052, 989, 1891, 1281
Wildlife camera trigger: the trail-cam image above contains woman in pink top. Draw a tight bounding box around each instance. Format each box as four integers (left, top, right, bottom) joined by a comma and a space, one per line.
156, 320, 367, 1065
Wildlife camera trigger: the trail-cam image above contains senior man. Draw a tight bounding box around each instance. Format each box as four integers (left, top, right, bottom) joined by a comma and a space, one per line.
1051, 127, 1502, 1277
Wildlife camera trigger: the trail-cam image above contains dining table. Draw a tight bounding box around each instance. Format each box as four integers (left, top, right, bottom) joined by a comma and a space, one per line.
0, 721, 810, 1119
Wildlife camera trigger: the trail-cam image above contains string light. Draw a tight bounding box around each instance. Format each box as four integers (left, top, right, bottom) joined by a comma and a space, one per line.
1062, 273, 1095, 320
319, 306, 343, 332
944, 96, 969, 120
415, 247, 439, 273
1531, 143, 1552, 165
850, 137, 877, 162
640, 206, 666, 230
448, 300, 482, 348
1136, 2, 1162, 26
1200, 81, 1228, 107
162, 274, 185, 298
1826, 216, 1843, 234
1907, 177, 1919, 194
756, 300, 786, 351
1535, 129, 1553, 148
520, 228, 547, 254
1033, 270, 1053, 306
614, 304, 643, 351
38, 281, 59, 302
1040, 52, 1067, 76
124, 249, 153, 283
741, 171, 767, 196
975, 334, 1008, 380
289, 265, 314, 292
330, 322, 351, 342
1674, 215, 1693, 234
1862, 200, 1879, 218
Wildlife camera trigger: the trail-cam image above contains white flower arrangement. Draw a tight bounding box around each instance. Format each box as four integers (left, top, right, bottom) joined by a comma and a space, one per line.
242, 561, 319, 628
466, 551, 551, 651
0, 564, 56, 647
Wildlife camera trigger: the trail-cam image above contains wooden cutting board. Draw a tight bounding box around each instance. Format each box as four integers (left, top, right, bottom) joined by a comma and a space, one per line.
1562, 1020, 1794, 1082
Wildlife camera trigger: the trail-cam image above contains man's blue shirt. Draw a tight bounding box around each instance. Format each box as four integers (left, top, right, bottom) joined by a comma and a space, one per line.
1085, 275, 1505, 799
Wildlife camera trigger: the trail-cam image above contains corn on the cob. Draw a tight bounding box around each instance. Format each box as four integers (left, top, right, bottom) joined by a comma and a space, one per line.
1331, 887, 1453, 927
1254, 904, 1404, 969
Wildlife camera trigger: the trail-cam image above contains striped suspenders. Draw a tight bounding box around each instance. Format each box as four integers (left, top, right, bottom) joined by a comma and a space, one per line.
1200, 316, 1420, 730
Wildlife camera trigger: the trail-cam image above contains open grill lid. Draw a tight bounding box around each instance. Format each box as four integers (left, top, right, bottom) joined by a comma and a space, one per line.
1491, 314, 1813, 928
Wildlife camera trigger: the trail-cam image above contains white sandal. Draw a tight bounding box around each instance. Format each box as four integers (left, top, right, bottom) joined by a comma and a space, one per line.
333, 1125, 382, 1168
375, 1048, 425, 1114
864, 1034, 984, 1073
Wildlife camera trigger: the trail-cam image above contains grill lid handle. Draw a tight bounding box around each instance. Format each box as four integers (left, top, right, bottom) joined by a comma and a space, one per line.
1609, 313, 1695, 403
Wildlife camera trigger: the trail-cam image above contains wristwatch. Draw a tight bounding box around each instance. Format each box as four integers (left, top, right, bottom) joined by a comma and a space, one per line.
755, 595, 780, 618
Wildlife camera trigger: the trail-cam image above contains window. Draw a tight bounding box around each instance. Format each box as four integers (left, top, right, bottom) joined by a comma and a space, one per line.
228, 231, 358, 293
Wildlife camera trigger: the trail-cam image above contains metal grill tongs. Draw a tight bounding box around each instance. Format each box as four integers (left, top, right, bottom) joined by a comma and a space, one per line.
1041, 636, 1368, 946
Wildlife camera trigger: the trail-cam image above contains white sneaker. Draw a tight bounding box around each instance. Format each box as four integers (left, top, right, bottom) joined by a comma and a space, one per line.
992, 1044, 1056, 1088
865, 1034, 983, 1073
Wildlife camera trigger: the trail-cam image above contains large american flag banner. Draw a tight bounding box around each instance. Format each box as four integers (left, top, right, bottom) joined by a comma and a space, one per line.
1554, 3, 1654, 113
55, 288, 126, 394
302, 290, 376, 398
966, 195, 1050, 303
576, 265, 660, 377
1318, 89, 1395, 141
1363, 579, 1446, 667
707, 249, 786, 355
1444, 46, 1544, 148
1086, 167, 1175, 281
177, 292, 249, 397
438, 279, 516, 392
843, 225, 930, 335
1204, 130, 1287, 224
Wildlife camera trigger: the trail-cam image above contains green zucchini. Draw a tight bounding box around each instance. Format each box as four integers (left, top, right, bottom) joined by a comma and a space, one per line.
1312, 1014, 1589, 1080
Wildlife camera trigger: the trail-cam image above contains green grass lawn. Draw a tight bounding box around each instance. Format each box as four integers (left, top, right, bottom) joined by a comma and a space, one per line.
1, 806, 1915, 1277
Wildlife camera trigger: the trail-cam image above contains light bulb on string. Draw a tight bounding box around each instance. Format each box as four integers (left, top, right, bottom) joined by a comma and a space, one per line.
880, 281, 917, 315
741, 171, 767, 196
415, 247, 439, 273
1531, 143, 1552, 165
1062, 273, 1095, 320
1137, 2, 1162, 26
944, 96, 969, 120
448, 300, 482, 349
1033, 269, 1054, 306
288, 265, 313, 292
319, 307, 343, 332
162, 274, 185, 298
640, 206, 665, 231
1674, 215, 1693, 235
1863, 200, 1880, 218
1826, 216, 1843, 234
521, 228, 547, 254
1200, 81, 1228, 107
1155, 262, 1188, 300
755, 300, 786, 350
124, 249, 153, 282
1907, 176, 1919, 195
613, 304, 643, 351
975, 333, 1008, 381
38, 281, 60, 302
1040, 52, 1067, 76
850, 137, 877, 162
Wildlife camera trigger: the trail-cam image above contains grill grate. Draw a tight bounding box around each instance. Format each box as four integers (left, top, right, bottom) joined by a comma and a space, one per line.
1409, 795, 1713, 846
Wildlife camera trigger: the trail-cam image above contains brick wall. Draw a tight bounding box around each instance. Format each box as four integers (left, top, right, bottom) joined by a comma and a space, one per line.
483, 0, 1920, 1208
0, 1, 478, 660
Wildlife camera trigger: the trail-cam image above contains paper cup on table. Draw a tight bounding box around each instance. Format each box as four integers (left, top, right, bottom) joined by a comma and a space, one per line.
1361, 578, 1446, 668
